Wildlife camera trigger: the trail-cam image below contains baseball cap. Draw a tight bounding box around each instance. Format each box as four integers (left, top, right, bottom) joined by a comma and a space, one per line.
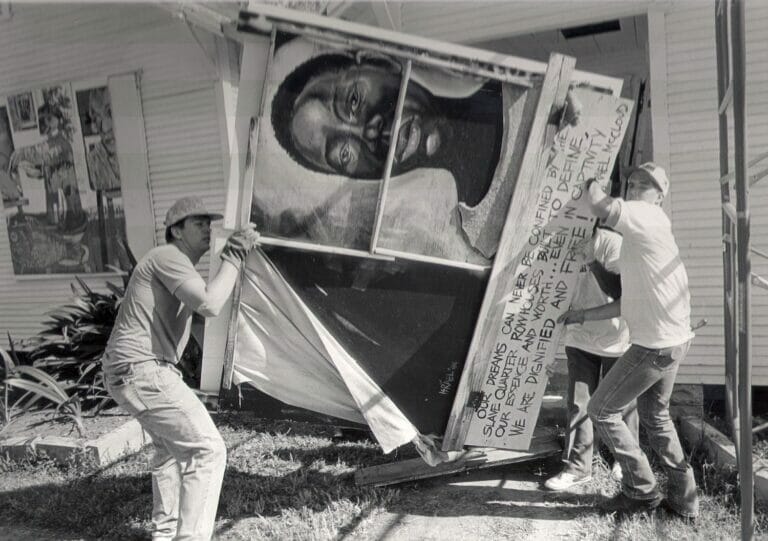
629, 162, 669, 197
164, 196, 223, 228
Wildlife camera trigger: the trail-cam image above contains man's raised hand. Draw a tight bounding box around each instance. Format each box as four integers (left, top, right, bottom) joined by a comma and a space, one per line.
221, 225, 260, 268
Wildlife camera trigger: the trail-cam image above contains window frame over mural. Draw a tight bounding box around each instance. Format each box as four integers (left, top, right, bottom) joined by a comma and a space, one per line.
234, 5, 622, 273
0, 76, 131, 277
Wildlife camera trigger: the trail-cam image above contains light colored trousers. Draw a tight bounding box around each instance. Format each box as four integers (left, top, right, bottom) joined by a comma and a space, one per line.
105, 360, 226, 540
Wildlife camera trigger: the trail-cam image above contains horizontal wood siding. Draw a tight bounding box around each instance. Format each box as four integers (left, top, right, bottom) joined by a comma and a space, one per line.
0, 4, 227, 340
659, 1, 768, 384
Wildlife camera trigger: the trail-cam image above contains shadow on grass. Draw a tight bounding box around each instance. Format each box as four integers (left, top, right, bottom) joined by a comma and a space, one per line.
0, 471, 153, 540
0, 416, 640, 539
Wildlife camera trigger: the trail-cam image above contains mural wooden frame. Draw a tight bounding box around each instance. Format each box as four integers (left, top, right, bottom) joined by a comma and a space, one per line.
205, 3, 627, 453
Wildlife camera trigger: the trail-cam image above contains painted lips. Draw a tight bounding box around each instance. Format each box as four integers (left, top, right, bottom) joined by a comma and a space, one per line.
394, 115, 421, 164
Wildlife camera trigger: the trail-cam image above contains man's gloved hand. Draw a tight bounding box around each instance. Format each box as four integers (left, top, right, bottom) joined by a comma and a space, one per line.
221, 226, 260, 268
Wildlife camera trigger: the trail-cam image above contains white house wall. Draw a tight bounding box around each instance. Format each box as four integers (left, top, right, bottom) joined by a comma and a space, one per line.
664, 1, 768, 385
0, 4, 228, 340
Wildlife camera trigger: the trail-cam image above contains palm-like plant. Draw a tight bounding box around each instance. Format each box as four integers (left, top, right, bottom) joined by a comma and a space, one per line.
4, 239, 204, 428
29, 277, 127, 412
2, 344, 85, 436
25, 241, 137, 413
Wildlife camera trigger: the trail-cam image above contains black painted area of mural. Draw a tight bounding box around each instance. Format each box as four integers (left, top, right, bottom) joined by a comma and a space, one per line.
262, 246, 487, 435
221, 384, 369, 430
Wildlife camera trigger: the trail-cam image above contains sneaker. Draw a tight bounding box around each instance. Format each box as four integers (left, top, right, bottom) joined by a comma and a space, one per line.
611, 462, 623, 481
600, 492, 663, 517
544, 470, 592, 491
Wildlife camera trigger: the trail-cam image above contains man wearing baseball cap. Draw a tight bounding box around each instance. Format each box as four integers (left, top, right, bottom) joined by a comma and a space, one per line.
102, 196, 260, 540
558, 162, 698, 520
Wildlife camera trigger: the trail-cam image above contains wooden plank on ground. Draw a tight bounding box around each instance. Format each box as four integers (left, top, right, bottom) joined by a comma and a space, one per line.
355, 428, 560, 487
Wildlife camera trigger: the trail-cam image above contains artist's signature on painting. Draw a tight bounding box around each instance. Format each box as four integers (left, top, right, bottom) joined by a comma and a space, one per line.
439, 361, 459, 395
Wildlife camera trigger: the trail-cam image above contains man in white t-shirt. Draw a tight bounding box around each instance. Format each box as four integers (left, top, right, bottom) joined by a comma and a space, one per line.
103, 196, 260, 540
544, 226, 638, 491
558, 162, 698, 519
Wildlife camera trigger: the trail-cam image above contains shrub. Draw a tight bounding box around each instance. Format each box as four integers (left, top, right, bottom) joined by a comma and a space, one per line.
17, 241, 137, 413
28, 275, 129, 412
1, 345, 85, 436
12, 240, 203, 414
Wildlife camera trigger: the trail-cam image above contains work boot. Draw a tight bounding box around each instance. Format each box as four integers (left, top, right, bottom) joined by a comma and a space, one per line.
661, 498, 699, 522
600, 492, 663, 517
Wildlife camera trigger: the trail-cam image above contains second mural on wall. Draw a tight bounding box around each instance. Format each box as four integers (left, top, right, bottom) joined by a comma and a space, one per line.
0, 80, 129, 275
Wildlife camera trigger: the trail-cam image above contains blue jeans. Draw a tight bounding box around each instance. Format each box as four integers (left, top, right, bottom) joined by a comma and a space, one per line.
563, 347, 639, 476
587, 342, 698, 517
105, 360, 226, 540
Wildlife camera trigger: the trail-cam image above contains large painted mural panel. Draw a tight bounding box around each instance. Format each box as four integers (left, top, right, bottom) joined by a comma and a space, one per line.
235, 28, 543, 448
231, 10, 625, 454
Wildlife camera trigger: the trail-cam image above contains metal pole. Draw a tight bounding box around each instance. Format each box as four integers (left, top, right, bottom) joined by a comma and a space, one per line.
732, 1, 754, 538
715, 0, 740, 456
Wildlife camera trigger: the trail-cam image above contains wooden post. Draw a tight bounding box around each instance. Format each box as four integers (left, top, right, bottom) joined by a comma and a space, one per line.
442, 54, 576, 451
220, 117, 259, 391
219, 28, 277, 391
201, 25, 276, 393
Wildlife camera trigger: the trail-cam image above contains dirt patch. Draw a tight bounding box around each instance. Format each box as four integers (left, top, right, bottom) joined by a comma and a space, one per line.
0, 407, 132, 444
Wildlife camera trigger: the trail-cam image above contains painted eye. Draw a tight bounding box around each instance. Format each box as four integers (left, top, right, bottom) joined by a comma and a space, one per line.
340, 143, 352, 166
348, 85, 361, 118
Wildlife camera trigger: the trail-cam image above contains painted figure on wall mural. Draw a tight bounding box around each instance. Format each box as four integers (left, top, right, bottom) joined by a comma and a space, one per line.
10, 100, 85, 231
251, 37, 511, 265
0, 107, 18, 207
81, 87, 120, 193
77, 85, 125, 271
3, 82, 129, 275
7, 92, 37, 132
237, 35, 518, 439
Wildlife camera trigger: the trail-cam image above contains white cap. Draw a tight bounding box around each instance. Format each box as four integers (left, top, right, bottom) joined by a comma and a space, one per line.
629, 162, 669, 197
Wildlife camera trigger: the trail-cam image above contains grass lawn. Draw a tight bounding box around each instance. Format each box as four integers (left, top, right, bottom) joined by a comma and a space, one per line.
0, 409, 765, 540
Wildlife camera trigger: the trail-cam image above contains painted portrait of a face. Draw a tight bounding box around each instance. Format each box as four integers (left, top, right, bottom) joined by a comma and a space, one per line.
276, 54, 448, 180
253, 36, 507, 265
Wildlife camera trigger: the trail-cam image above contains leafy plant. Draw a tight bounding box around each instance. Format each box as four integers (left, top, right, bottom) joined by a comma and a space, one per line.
1, 343, 84, 436
3, 238, 204, 426
23, 240, 137, 412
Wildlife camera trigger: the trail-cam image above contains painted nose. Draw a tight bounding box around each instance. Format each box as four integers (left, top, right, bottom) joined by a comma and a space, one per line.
363, 113, 384, 142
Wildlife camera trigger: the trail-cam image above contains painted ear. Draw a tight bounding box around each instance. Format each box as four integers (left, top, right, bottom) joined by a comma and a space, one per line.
353, 50, 402, 73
